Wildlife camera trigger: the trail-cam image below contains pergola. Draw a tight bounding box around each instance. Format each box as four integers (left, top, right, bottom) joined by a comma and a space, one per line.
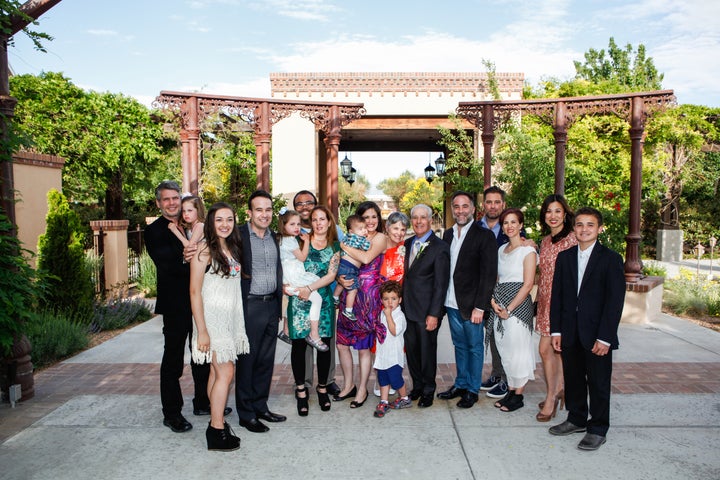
153, 91, 365, 216
456, 90, 676, 283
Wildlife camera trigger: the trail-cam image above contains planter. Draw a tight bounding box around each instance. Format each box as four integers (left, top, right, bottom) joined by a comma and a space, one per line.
0, 334, 35, 402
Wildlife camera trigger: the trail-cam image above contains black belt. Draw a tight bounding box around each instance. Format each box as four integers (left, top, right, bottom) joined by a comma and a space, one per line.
248, 294, 276, 302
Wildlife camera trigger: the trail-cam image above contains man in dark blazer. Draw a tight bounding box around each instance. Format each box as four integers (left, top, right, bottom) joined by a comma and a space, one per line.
145, 180, 210, 433
236, 190, 286, 433
402, 204, 450, 408
438, 191, 498, 408
549, 207, 625, 451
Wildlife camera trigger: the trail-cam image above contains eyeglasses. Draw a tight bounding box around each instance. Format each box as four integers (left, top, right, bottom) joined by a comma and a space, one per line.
295, 201, 316, 207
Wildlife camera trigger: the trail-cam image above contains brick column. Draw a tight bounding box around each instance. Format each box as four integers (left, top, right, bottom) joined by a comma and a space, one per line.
90, 219, 130, 290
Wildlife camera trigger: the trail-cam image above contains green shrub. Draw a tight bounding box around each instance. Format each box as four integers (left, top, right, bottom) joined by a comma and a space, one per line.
37, 190, 95, 323
25, 309, 89, 368
135, 248, 157, 297
664, 270, 720, 317
642, 261, 667, 277
0, 212, 50, 356
92, 296, 153, 332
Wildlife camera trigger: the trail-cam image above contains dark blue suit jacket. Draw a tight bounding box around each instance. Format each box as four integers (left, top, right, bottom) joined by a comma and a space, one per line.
550, 243, 625, 350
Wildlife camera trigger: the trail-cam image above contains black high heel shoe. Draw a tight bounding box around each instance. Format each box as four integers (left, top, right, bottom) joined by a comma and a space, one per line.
316, 384, 331, 411
295, 386, 309, 417
349, 392, 368, 408
332, 385, 357, 402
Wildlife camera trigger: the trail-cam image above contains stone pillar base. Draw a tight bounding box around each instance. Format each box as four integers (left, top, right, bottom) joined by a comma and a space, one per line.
621, 276, 664, 324
657, 229, 683, 262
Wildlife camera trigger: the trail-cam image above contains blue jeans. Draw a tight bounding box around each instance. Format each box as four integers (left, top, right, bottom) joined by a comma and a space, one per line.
446, 307, 485, 392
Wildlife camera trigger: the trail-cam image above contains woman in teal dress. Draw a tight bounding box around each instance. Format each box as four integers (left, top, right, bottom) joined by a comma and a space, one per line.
287, 205, 340, 415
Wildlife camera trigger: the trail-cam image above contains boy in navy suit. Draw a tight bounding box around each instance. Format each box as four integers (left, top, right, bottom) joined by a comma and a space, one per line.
549, 207, 625, 451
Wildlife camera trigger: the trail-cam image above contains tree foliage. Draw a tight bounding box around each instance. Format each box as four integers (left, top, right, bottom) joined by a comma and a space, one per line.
37, 190, 94, 321
437, 115, 484, 195
338, 172, 370, 228
10, 72, 170, 219
377, 170, 415, 206
398, 177, 443, 218
0, 0, 53, 51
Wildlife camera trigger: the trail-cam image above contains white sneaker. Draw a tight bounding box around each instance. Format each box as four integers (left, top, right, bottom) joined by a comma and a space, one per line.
373, 382, 395, 396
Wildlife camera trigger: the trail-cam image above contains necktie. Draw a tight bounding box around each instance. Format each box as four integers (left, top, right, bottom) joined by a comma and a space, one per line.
409, 240, 421, 266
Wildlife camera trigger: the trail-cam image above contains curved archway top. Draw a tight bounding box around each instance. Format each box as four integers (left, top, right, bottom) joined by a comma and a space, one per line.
153, 90, 366, 135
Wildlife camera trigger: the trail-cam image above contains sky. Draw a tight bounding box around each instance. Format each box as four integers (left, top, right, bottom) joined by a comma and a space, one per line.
8, 0, 720, 189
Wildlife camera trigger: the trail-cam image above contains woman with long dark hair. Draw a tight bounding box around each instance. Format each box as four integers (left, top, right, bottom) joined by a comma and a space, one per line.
189, 202, 249, 451
535, 194, 576, 421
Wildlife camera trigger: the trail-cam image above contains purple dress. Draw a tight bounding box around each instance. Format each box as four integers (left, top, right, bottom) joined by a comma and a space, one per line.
337, 254, 386, 349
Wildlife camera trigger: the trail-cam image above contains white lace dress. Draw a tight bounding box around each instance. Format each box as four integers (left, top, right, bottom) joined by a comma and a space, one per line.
191, 258, 249, 364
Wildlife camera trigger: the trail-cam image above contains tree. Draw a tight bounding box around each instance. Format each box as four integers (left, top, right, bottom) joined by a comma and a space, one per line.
437, 115, 484, 194
399, 178, 443, 219
338, 172, 370, 228
10, 72, 168, 219
573, 37, 663, 91
37, 189, 94, 321
378, 170, 415, 205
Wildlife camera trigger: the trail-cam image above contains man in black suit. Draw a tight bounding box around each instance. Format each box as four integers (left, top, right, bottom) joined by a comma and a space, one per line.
236, 190, 287, 433
145, 180, 210, 433
549, 207, 625, 451
437, 191, 498, 408
402, 204, 450, 408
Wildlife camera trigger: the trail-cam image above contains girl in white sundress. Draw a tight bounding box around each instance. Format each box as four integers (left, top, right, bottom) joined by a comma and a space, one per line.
190, 202, 249, 451
277, 208, 328, 352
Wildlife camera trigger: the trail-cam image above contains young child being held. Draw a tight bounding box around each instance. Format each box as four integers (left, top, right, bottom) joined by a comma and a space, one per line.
278, 208, 328, 351
169, 195, 206, 247
333, 215, 370, 321
373, 280, 412, 418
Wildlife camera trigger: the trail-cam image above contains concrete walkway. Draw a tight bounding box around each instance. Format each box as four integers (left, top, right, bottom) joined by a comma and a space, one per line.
1, 312, 719, 480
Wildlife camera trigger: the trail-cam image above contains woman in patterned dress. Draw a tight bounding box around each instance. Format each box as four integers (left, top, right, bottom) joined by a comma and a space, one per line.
335, 201, 388, 408
380, 211, 410, 283
286, 206, 340, 415
534, 194, 577, 421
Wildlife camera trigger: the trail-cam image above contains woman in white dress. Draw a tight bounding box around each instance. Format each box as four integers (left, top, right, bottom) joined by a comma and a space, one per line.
190, 202, 249, 451
489, 208, 537, 412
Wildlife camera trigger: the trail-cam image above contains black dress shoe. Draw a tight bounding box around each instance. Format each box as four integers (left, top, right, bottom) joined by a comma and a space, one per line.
577, 433, 606, 451
257, 411, 287, 423
417, 395, 434, 408
332, 385, 357, 402
193, 407, 233, 416
163, 415, 192, 433
456, 391, 479, 409
239, 418, 269, 433
549, 420, 586, 436
437, 386, 467, 400
409, 389, 423, 401
327, 382, 342, 396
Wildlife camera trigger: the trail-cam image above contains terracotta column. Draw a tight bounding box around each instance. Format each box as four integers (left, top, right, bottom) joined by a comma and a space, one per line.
553, 101, 568, 195
253, 102, 272, 191
179, 129, 191, 194
186, 97, 200, 195
625, 96, 646, 283
324, 105, 342, 219
481, 104, 495, 189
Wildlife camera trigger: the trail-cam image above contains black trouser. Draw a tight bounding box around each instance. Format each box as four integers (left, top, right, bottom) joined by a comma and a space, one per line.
562, 341, 613, 436
404, 318, 442, 396
235, 296, 279, 422
292, 338, 331, 387
160, 312, 210, 418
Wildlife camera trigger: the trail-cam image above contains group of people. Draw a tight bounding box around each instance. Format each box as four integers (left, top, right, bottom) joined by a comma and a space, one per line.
146, 180, 625, 453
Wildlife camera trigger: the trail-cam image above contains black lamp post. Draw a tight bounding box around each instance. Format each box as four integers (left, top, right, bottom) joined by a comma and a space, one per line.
435, 153, 446, 177
424, 162, 436, 183
340, 154, 353, 180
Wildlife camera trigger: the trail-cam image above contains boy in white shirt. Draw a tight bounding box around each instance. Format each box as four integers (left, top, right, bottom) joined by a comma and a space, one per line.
373, 280, 412, 418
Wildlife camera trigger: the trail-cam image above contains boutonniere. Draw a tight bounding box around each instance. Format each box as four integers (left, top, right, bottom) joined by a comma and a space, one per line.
397, 245, 406, 256
415, 241, 430, 260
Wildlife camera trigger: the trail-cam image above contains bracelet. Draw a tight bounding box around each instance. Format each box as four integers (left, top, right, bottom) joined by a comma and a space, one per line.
307, 285, 313, 292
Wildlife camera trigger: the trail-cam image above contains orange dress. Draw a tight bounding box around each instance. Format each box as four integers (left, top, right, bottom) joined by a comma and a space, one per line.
380, 244, 406, 283
535, 232, 577, 336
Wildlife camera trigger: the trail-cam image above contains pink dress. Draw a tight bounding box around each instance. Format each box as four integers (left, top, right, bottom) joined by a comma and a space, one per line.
535, 232, 577, 336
